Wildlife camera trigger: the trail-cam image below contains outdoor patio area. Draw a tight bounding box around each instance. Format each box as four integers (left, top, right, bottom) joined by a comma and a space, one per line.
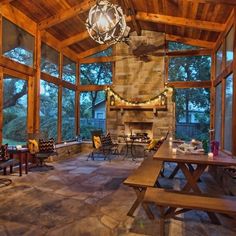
0, 154, 235, 236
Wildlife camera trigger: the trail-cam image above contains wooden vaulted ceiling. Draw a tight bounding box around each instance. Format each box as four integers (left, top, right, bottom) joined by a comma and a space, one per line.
1, 0, 235, 57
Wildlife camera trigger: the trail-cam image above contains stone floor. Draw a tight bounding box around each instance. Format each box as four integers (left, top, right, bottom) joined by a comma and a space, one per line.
0, 152, 235, 236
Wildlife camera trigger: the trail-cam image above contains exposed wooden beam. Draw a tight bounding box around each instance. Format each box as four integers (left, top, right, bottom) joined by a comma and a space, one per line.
166, 49, 212, 57
135, 12, 225, 32
77, 44, 111, 59
61, 31, 89, 48
167, 81, 211, 88
187, 0, 236, 6
78, 85, 107, 91
166, 34, 214, 49
123, 0, 141, 36
0, 56, 35, 76
38, 0, 96, 30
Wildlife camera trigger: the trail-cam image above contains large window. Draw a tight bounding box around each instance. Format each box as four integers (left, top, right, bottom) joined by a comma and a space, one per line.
80, 62, 112, 85
226, 27, 234, 66
3, 76, 28, 145
62, 56, 76, 84
168, 42, 200, 51
2, 18, 34, 67
41, 43, 59, 77
215, 83, 222, 145
224, 74, 233, 152
40, 80, 58, 140
175, 88, 210, 141
80, 91, 106, 140
168, 56, 211, 81
62, 88, 76, 141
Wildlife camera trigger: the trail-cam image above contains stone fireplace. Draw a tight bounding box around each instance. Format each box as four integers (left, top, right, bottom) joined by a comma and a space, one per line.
107, 31, 175, 140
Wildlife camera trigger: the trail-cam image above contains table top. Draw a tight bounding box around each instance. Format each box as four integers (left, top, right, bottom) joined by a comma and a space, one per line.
153, 141, 236, 166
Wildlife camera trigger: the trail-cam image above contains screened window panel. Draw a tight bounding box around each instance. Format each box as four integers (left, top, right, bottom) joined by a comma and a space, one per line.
3, 75, 28, 145
2, 18, 34, 67
80, 91, 106, 140
216, 44, 223, 77
226, 27, 234, 66
168, 42, 200, 51
175, 88, 210, 141
41, 43, 59, 77
224, 74, 233, 152
80, 62, 112, 85
168, 56, 211, 81
62, 88, 76, 141
40, 80, 58, 140
88, 47, 112, 57
215, 83, 222, 145
62, 56, 76, 84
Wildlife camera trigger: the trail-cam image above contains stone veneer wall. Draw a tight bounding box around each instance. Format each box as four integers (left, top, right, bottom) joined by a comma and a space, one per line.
107, 31, 175, 140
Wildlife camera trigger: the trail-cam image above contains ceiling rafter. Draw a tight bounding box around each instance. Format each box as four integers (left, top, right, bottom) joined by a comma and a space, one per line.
122, 0, 141, 36
77, 44, 111, 59
38, 0, 96, 30
166, 34, 214, 49
135, 12, 225, 32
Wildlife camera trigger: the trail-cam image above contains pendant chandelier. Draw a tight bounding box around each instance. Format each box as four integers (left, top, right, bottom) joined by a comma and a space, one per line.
86, 0, 128, 45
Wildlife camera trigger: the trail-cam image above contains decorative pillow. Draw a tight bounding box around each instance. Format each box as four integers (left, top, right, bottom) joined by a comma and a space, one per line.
147, 139, 158, 150
0, 144, 9, 161
38, 138, 55, 153
28, 139, 39, 154
94, 136, 101, 149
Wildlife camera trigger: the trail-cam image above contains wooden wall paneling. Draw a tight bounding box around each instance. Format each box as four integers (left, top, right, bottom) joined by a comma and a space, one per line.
0, 67, 3, 145
34, 28, 41, 137
57, 53, 63, 142
186, 0, 236, 6
232, 7, 236, 156
27, 75, 34, 137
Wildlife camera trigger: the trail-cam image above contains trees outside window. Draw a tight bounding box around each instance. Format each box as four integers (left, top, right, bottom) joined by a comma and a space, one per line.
40, 80, 58, 140
62, 88, 76, 141
62, 56, 76, 84
80, 91, 106, 140
3, 76, 28, 145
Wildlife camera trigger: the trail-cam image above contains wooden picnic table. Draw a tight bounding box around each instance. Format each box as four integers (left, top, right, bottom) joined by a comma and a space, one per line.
152, 140, 236, 224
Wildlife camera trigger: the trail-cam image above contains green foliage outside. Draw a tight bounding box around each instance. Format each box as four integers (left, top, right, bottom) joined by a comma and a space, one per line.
168, 43, 211, 144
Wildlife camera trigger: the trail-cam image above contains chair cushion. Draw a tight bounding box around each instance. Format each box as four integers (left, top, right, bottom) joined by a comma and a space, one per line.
38, 138, 55, 153
0, 144, 9, 161
147, 139, 158, 150
94, 136, 102, 149
28, 139, 39, 154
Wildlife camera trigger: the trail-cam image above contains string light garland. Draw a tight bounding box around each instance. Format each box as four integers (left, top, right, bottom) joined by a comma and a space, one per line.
106, 86, 173, 106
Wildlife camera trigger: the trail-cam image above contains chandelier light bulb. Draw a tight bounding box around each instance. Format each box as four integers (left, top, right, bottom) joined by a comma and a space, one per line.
86, 0, 128, 45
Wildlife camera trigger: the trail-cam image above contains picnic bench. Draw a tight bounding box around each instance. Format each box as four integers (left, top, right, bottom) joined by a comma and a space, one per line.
0, 158, 19, 175
123, 158, 163, 218
143, 187, 236, 236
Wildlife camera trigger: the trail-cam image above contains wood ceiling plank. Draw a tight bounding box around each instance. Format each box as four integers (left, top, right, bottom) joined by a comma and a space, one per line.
123, 0, 141, 36
61, 31, 90, 48
166, 34, 214, 49
38, 0, 96, 30
188, 2, 199, 39
186, 0, 236, 6
135, 12, 225, 32
0, 0, 14, 4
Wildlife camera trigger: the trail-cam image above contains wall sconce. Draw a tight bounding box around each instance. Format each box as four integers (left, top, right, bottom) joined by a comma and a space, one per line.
110, 95, 115, 106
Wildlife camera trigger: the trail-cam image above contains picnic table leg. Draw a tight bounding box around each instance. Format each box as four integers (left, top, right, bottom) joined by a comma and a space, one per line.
168, 165, 180, 179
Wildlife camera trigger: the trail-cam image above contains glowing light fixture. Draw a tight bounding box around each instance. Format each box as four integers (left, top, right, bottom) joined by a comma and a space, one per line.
86, 0, 129, 45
